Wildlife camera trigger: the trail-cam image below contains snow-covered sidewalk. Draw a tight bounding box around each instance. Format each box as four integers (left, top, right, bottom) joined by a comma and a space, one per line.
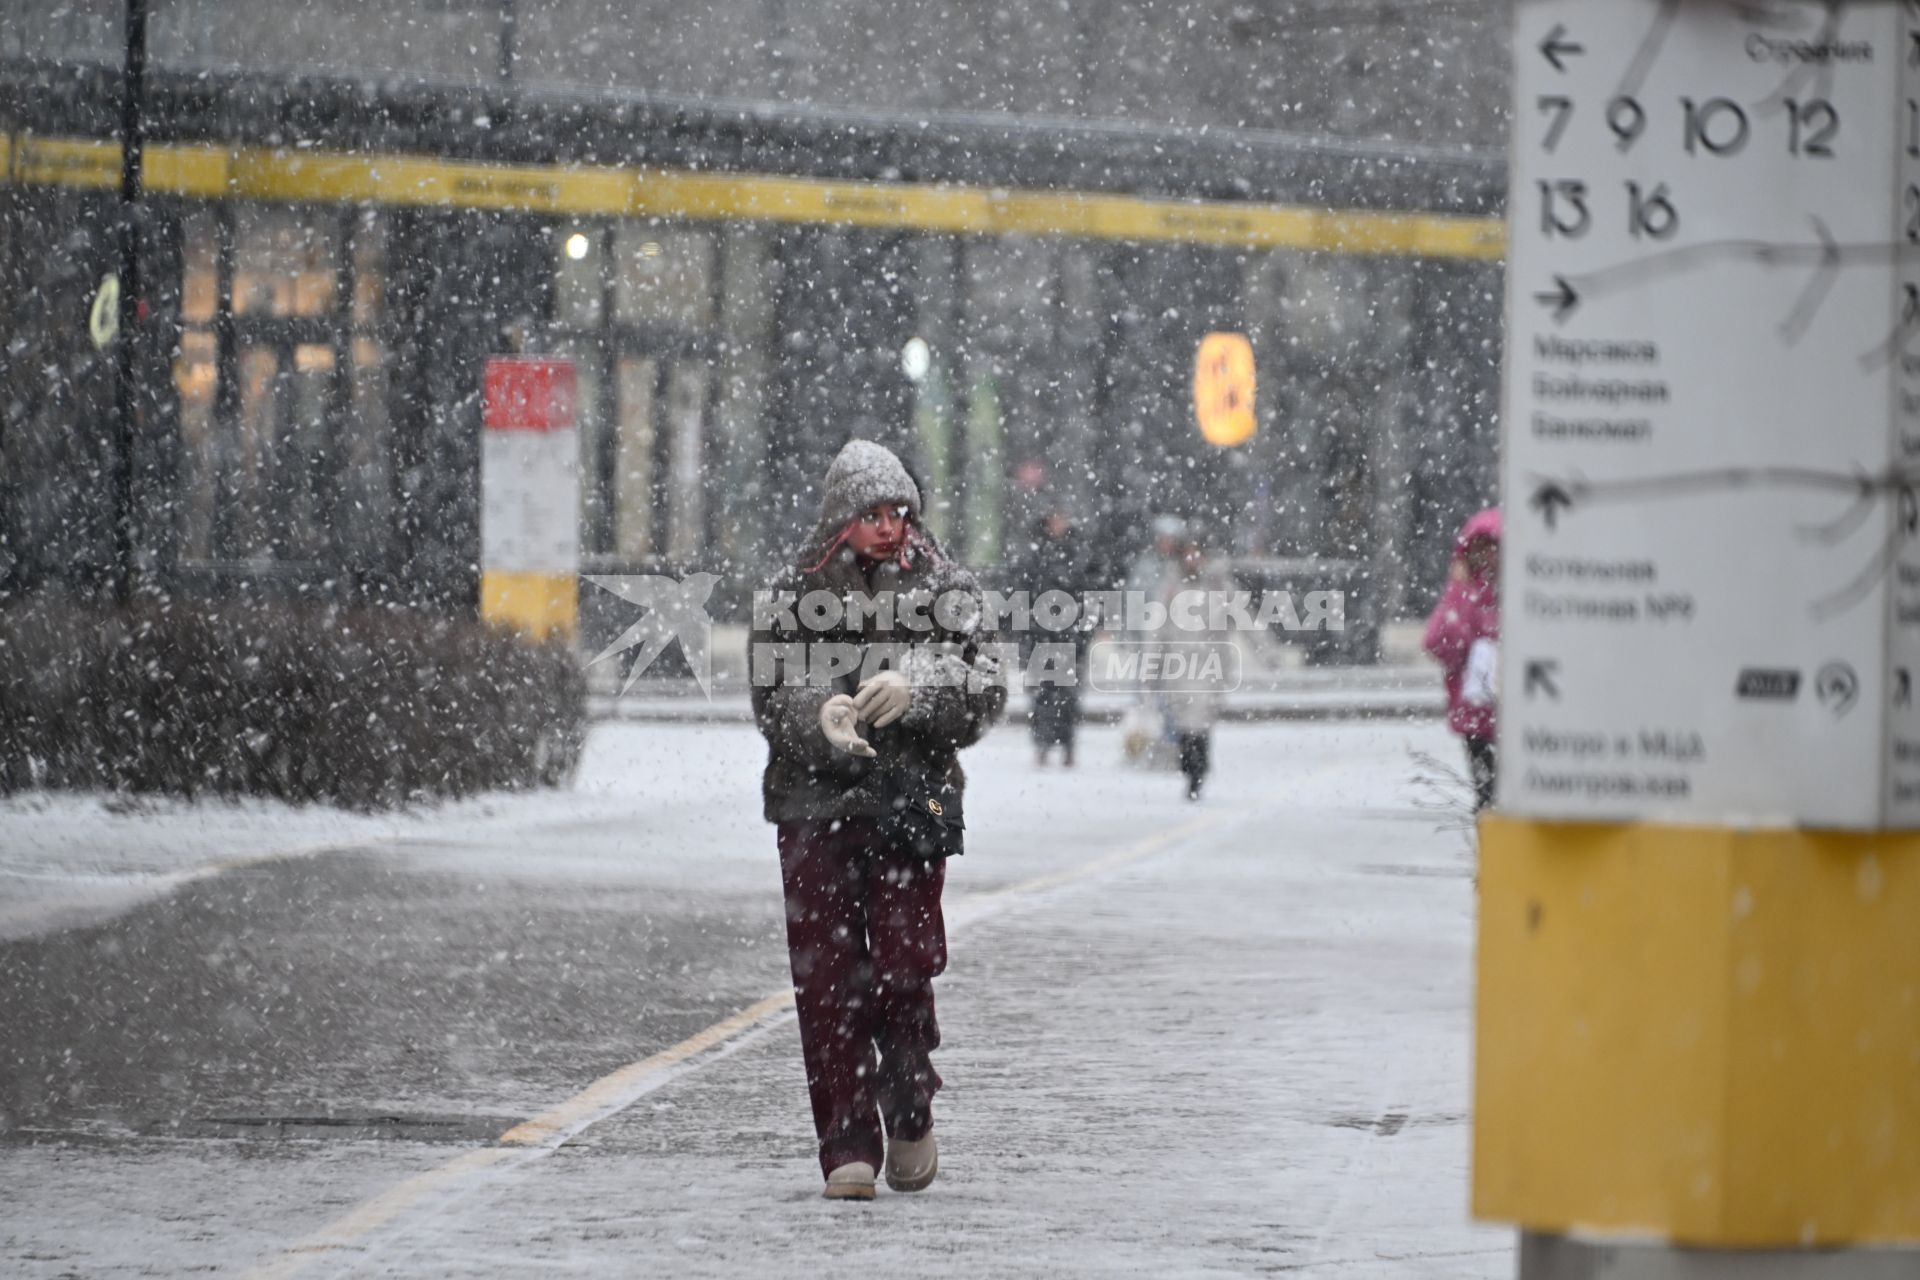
340, 734, 1502, 1277
1, 720, 1508, 1277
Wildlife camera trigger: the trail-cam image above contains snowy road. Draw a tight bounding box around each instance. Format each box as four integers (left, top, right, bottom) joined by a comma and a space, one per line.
0, 720, 1508, 1277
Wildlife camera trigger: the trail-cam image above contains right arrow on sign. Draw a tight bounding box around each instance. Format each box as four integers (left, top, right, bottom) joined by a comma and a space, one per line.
1524, 660, 1562, 702
1539, 24, 1584, 73
1534, 276, 1579, 323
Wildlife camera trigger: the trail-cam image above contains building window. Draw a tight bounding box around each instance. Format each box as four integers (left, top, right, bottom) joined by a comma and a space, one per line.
345, 210, 392, 565
553, 220, 735, 566
613, 354, 656, 559
614, 226, 715, 331
174, 209, 220, 560
174, 204, 388, 575
556, 225, 603, 329
232, 206, 339, 318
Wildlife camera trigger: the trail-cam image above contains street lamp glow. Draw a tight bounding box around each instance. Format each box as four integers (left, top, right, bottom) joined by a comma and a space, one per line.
564, 232, 591, 261
901, 336, 931, 381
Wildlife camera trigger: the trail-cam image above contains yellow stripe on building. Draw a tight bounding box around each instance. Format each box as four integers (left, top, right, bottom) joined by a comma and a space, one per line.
12, 135, 120, 188
147, 142, 233, 199
9, 134, 234, 196
5, 131, 1506, 260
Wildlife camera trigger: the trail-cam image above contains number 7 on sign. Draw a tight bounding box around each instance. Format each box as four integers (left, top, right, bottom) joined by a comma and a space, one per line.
1538, 96, 1573, 153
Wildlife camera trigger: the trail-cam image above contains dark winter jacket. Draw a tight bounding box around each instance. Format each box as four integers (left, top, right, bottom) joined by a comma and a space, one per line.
1009, 519, 1102, 660
1424, 507, 1501, 741
751, 441, 1007, 824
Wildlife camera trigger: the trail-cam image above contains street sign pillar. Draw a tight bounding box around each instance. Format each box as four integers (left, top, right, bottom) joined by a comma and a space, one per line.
480, 357, 580, 640
1482, 4, 1920, 1272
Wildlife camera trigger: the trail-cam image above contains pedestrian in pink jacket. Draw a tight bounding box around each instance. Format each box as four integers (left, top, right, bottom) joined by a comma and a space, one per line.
1424, 508, 1501, 810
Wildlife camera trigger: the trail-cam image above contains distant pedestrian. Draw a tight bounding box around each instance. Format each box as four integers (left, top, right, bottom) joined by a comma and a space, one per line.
1157, 537, 1233, 801
749, 439, 1006, 1201
1012, 508, 1098, 768
1424, 508, 1501, 811
1121, 514, 1190, 769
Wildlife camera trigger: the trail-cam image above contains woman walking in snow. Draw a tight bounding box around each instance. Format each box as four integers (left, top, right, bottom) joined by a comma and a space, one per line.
749, 439, 1006, 1201
1423, 508, 1502, 811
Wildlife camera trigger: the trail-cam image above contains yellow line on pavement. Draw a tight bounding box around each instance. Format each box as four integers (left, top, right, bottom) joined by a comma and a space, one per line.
494, 989, 797, 1148
244, 807, 1228, 1277
246, 1147, 521, 1280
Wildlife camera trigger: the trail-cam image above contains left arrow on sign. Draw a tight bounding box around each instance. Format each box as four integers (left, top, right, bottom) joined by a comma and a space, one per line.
1540, 24, 1584, 73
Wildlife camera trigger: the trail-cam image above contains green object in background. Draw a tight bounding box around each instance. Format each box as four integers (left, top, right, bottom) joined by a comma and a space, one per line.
913, 360, 954, 547
966, 373, 1003, 566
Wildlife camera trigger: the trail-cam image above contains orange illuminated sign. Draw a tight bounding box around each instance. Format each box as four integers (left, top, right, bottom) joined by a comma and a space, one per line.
1194, 332, 1256, 447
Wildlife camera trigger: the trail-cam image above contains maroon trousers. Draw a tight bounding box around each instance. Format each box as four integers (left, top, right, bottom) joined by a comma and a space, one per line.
776, 818, 947, 1176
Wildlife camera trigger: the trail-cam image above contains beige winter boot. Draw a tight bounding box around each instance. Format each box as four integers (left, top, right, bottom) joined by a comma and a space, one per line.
884, 1132, 938, 1192
823, 1160, 876, 1201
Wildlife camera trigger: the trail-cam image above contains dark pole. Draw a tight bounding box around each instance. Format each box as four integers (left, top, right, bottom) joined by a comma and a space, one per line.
112, 0, 148, 606
499, 0, 517, 84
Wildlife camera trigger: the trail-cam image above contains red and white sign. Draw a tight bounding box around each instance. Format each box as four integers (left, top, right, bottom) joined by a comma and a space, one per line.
484, 356, 578, 434
481, 357, 580, 575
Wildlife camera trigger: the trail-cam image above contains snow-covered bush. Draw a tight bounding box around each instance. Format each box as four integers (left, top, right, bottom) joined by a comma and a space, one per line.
0, 601, 584, 808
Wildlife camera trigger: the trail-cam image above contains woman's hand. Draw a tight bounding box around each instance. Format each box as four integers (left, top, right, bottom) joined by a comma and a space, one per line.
818, 694, 876, 757
852, 670, 912, 728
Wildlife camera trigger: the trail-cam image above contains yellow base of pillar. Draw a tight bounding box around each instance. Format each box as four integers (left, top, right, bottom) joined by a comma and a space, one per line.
1474, 815, 1920, 1247
480, 569, 578, 640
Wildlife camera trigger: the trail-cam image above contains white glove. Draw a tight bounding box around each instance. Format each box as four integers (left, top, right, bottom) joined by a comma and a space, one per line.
818, 694, 876, 757
852, 669, 912, 728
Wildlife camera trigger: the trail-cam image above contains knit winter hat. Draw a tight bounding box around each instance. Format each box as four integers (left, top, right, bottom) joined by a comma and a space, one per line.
817, 439, 922, 533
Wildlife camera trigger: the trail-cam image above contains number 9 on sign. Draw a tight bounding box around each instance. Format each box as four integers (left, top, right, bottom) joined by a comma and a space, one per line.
1194, 332, 1257, 448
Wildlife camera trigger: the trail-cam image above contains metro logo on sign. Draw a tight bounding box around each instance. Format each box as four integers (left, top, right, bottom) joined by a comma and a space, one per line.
484, 357, 578, 433
1734, 669, 1802, 702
